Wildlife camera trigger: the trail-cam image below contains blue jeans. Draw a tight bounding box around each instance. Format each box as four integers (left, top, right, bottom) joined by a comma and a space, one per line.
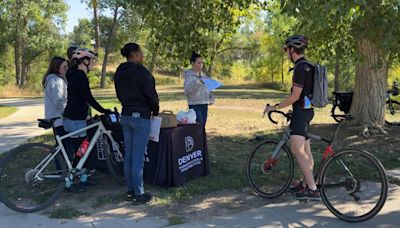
63, 118, 87, 160
63, 119, 87, 137
120, 116, 151, 195
189, 104, 208, 125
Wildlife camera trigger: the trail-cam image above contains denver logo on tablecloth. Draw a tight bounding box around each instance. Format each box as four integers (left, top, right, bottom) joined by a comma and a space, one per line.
178, 136, 203, 173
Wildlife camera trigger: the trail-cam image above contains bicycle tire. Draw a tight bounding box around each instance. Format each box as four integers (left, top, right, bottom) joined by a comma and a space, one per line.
246, 139, 294, 198
331, 105, 347, 123
104, 135, 125, 186
319, 149, 388, 222
0, 143, 67, 213
385, 100, 400, 125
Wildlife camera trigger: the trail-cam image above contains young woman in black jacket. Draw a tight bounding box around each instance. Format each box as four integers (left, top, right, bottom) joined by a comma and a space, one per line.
114, 43, 159, 205
63, 48, 110, 192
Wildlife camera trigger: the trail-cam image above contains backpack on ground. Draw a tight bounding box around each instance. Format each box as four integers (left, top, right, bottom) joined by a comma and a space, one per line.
295, 60, 329, 108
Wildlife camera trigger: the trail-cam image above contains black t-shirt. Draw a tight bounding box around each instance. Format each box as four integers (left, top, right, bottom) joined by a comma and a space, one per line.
63, 70, 107, 120
292, 57, 314, 109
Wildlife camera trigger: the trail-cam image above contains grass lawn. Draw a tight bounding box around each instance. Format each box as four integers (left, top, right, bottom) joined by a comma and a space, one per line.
3, 84, 400, 220
0, 105, 17, 119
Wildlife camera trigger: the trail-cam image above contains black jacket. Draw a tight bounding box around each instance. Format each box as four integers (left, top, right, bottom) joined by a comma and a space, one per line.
63, 70, 108, 120
114, 62, 159, 118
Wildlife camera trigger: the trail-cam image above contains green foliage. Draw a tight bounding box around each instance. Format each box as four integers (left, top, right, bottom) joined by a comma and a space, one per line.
0, 0, 68, 89
71, 18, 93, 47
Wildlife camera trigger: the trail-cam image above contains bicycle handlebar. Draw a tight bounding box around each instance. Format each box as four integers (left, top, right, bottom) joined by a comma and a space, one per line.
264, 104, 292, 124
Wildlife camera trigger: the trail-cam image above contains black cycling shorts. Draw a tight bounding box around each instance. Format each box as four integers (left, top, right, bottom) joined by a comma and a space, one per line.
289, 108, 314, 140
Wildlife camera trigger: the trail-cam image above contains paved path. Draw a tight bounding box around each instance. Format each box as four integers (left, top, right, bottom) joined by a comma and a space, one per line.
172, 184, 400, 228
0, 98, 46, 153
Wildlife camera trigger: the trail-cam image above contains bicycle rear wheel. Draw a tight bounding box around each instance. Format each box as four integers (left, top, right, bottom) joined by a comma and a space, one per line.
319, 149, 388, 222
246, 139, 294, 198
0, 143, 67, 212
385, 100, 400, 125
103, 135, 125, 186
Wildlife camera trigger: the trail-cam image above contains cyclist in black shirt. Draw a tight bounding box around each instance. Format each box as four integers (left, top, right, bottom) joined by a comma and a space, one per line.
264, 35, 320, 200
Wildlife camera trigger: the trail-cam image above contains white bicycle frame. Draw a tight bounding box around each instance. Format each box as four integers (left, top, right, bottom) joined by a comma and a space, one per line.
33, 119, 123, 181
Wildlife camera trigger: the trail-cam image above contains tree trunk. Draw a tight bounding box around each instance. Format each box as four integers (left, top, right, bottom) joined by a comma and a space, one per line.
21, 54, 28, 88
281, 53, 284, 84
14, 38, 21, 86
207, 37, 224, 76
149, 46, 158, 73
334, 53, 340, 92
100, 2, 119, 88
14, 1, 22, 86
19, 17, 28, 88
92, 0, 100, 52
271, 70, 274, 83
349, 38, 388, 130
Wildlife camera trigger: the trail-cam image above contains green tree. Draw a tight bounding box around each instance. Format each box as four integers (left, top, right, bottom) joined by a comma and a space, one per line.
127, 0, 263, 75
81, 0, 101, 53
2, 0, 67, 88
281, 0, 400, 132
99, 0, 125, 88
71, 18, 93, 47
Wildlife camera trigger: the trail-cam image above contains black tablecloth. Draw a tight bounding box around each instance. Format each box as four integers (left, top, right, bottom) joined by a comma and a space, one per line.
144, 124, 209, 187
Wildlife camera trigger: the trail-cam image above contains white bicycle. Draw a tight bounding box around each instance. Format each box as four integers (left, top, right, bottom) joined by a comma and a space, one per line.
0, 111, 124, 213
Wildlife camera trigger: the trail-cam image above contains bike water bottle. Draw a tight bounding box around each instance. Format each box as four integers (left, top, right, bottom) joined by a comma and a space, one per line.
76, 138, 89, 158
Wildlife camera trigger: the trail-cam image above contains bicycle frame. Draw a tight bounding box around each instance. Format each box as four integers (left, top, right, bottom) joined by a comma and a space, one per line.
268, 113, 351, 185
33, 119, 123, 181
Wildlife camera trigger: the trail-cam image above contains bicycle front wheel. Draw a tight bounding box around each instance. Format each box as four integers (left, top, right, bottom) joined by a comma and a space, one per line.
320, 149, 388, 222
0, 143, 67, 213
246, 139, 294, 198
385, 100, 400, 125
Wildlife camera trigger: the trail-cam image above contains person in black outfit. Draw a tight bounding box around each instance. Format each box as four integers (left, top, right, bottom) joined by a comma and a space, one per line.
63, 48, 110, 192
114, 42, 159, 205
264, 35, 320, 201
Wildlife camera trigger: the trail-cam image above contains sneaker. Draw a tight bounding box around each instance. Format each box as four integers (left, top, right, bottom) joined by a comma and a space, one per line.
132, 193, 152, 206
294, 187, 321, 201
65, 183, 87, 193
289, 180, 306, 193
125, 191, 134, 202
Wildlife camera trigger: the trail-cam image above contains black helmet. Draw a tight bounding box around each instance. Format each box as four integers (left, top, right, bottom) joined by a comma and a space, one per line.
284, 35, 308, 50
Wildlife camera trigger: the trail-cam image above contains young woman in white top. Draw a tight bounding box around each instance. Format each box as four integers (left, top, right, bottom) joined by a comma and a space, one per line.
42, 56, 69, 135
